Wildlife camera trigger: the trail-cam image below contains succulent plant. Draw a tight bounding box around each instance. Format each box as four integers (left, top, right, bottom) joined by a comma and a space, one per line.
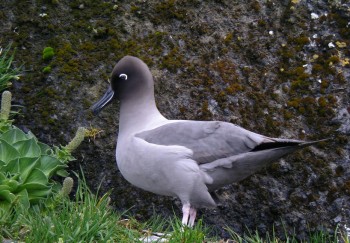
0, 91, 11, 121
58, 177, 74, 197
64, 127, 86, 153
0, 91, 12, 133
0, 91, 85, 211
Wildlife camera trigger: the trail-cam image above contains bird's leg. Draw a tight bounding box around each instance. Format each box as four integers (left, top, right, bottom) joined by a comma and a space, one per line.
182, 204, 197, 227
181, 203, 191, 225
188, 206, 197, 227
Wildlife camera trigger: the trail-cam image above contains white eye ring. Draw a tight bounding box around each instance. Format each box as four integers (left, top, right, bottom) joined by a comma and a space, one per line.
119, 73, 128, 80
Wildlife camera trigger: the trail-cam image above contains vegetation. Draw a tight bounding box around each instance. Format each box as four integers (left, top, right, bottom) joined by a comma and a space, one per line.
1, 174, 348, 242
226, 225, 350, 243
1, 178, 349, 242
0, 90, 86, 212
0, 173, 213, 242
0, 44, 21, 92
42, 66, 52, 74
42, 47, 55, 61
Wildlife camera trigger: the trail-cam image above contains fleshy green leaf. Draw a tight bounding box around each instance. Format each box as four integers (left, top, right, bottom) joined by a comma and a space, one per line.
0, 189, 15, 203
51, 180, 62, 193
39, 155, 66, 178
13, 138, 41, 158
6, 179, 19, 191
0, 201, 11, 212
56, 169, 69, 177
0, 121, 12, 133
23, 182, 50, 191
0, 185, 11, 191
0, 139, 20, 163
0, 171, 6, 181
38, 142, 52, 155
25, 131, 37, 141
18, 157, 40, 182
27, 186, 51, 197
0, 126, 27, 144
18, 183, 52, 204
17, 189, 30, 209
3, 158, 19, 174
28, 188, 52, 203
23, 168, 48, 185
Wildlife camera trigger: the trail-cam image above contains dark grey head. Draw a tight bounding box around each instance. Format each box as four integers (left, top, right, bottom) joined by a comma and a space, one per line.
91, 56, 154, 115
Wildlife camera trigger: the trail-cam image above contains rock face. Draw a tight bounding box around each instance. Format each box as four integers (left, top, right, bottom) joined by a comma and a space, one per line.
1, 0, 349, 239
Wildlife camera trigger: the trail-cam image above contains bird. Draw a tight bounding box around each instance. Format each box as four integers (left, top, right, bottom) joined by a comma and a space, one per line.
91, 56, 325, 227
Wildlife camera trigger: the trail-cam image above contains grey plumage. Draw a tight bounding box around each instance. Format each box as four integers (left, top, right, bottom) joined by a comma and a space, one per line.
91, 56, 325, 226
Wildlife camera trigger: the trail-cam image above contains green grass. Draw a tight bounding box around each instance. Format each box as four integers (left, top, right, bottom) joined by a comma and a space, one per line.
0, 44, 21, 92
1, 175, 348, 242
0, 175, 140, 242
226, 224, 350, 243
0, 175, 214, 242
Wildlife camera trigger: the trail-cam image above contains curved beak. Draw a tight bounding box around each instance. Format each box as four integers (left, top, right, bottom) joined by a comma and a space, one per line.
91, 86, 115, 115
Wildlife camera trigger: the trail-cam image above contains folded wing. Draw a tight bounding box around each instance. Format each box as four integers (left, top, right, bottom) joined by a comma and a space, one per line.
135, 120, 298, 164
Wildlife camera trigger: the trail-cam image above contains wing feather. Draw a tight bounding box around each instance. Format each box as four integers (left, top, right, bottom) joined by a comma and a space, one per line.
135, 121, 267, 164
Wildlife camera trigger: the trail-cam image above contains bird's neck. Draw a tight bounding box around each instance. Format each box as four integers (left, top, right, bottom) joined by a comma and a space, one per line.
118, 95, 166, 137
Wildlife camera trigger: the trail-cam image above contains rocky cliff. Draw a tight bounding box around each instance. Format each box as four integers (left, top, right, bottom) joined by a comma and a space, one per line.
0, 0, 349, 239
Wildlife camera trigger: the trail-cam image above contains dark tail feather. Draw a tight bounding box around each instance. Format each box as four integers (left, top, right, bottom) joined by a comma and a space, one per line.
251, 138, 329, 152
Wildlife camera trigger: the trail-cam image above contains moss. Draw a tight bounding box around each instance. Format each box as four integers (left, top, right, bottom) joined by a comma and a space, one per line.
214, 91, 227, 109
283, 110, 293, 120
289, 35, 309, 51
328, 13, 350, 39
152, 0, 189, 24
326, 94, 337, 105
197, 100, 212, 120
342, 181, 350, 194
79, 41, 96, 51
42, 47, 55, 61
225, 83, 243, 94
278, 46, 295, 62
210, 59, 238, 84
48, 118, 55, 125
335, 166, 344, 177
320, 80, 329, 93
317, 96, 327, 108
250, 0, 261, 13
326, 55, 340, 67
160, 47, 184, 72
257, 19, 267, 27
130, 5, 141, 13
287, 97, 321, 117
179, 106, 187, 114
335, 134, 349, 145
290, 79, 310, 92
61, 59, 79, 74
335, 71, 346, 84
312, 63, 323, 74
42, 66, 52, 73
224, 33, 233, 45
41, 110, 49, 118
265, 116, 281, 134
55, 42, 77, 64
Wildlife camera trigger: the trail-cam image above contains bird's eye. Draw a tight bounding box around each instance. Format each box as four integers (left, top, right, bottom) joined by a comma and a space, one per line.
119, 73, 128, 80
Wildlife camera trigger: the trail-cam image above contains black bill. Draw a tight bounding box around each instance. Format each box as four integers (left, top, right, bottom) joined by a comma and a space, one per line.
91, 86, 115, 115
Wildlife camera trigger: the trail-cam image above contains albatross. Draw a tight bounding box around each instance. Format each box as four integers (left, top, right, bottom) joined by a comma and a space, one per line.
91, 56, 324, 227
